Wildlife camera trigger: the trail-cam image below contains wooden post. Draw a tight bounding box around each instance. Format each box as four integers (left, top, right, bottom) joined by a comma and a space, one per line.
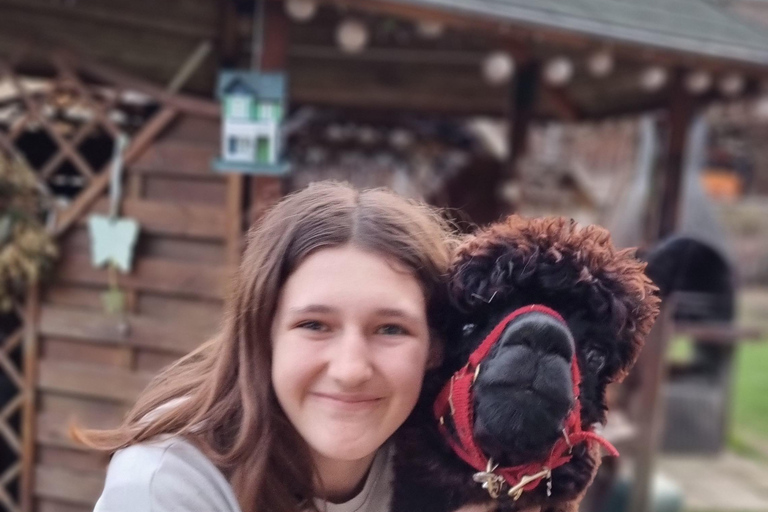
506, 58, 539, 211
21, 284, 40, 512
652, 71, 697, 241
247, 0, 287, 226
628, 301, 674, 512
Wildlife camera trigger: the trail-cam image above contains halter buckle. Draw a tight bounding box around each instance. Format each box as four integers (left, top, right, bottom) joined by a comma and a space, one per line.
472, 459, 504, 499
507, 467, 552, 501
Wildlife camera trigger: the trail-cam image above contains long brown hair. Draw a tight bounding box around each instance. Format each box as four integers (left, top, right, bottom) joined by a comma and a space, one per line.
76, 181, 456, 512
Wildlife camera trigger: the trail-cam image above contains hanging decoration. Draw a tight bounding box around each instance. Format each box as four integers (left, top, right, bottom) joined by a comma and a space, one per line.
285, 0, 317, 22
482, 52, 515, 86
87, 141, 138, 274
686, 70, 712, 94
214, 0, 290, 175
0, 154, 57, 311
718, 73, 744, 97
587, 49, 613, 78
640, 66, 668, 91
337, 18, 369, 54
213, 71, 289, 174
543, 57, 574, 86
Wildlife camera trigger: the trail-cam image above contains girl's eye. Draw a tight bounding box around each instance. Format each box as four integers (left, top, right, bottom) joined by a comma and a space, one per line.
376, 324, 409, 336
296, 320, 329, 332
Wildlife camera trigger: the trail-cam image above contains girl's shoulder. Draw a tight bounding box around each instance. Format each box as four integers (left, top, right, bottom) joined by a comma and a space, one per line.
94, 436, 241, 512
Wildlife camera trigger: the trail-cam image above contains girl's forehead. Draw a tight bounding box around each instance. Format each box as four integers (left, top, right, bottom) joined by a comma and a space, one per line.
278, 246, 426, 312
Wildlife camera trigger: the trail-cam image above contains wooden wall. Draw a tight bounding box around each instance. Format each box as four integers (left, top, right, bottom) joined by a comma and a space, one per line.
32, 114, 240, 512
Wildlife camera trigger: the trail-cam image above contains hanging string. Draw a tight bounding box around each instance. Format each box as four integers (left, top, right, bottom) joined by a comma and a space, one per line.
250, 0, 266, 71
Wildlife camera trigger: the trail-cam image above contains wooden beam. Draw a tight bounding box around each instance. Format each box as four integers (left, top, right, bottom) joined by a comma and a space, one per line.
628, 304, 673, 512
21, 285, 41, 512
248, 0, 286, 225
507, 60, 540, 186
53, 106, 178, 238
63, 52, 220, 118
216, 0, 241, 68
0, 0, 216, 39
654, 72, 697, 240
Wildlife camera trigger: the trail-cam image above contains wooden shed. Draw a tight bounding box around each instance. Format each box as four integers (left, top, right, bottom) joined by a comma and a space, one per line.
1, 1, 768, 511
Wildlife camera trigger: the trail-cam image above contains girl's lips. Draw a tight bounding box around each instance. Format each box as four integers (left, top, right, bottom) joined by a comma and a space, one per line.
310, 392, 384, 410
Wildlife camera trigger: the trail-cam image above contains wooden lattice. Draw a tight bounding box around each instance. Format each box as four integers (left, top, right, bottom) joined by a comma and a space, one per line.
0, 47, 220, 512
0, 301, 24, 512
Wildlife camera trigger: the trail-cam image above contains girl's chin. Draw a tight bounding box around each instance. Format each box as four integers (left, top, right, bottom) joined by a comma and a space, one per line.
310, 437, 383, 462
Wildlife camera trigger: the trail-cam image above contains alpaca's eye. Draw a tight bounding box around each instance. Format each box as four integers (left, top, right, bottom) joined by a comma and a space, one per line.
462, 323, 477, 337
586, 349, 606, 373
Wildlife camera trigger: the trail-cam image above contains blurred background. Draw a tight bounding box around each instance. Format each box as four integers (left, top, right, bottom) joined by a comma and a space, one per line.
0, 0, 767, 511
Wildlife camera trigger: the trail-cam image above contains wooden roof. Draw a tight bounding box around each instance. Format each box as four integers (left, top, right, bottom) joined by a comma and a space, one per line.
363, 0, 768, 65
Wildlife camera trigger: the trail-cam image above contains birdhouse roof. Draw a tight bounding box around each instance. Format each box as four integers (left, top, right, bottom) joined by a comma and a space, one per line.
216, 71, 286, 101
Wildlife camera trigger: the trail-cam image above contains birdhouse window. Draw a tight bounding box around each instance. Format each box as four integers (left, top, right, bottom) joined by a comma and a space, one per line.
229, 96, 251, 120
227, 135, 256, 161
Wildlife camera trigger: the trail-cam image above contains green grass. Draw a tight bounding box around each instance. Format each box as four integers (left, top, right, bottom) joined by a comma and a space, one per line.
731, 339, 768, 445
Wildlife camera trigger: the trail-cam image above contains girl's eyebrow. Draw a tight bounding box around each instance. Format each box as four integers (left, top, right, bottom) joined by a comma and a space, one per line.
375, 308, 422, 324
288, 305, 335, 315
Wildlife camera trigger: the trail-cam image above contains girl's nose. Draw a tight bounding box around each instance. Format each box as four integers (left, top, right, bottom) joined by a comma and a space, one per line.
327, 331, 374, 388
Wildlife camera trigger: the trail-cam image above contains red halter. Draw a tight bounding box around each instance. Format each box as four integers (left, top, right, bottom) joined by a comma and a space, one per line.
433, 305, 618, 500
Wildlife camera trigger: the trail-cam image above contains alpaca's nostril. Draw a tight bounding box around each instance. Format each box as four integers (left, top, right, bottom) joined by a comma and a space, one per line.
498, 311, 575, 361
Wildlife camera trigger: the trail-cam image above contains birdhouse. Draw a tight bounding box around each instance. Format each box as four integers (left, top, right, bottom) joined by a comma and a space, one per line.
213, 71, 289, 175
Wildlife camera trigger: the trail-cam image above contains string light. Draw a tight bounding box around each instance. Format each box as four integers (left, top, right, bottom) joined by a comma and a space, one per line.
719, 73, 745, 97
482, 52, 515, 86
336, 18, 369, 54
588, 50, 613, 78
686, 70, 712, 95
640, 66, 668, 91
284, 0, 317, 22
544, 56, 573, 86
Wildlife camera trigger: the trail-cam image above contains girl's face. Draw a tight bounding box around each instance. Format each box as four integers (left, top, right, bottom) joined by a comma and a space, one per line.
271, 245, 431, 463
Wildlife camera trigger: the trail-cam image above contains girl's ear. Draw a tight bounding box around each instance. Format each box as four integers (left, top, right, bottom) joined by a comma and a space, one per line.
427, 339, 444, 370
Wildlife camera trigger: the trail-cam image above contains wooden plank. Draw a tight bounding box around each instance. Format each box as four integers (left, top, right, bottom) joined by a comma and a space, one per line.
37, 446, 109, 474
143, 174, 228, 206
42, 285, 105, 311
41, 338, 132, 368
39, 305, 216, 355
54, 252, 228, 300
35, 466, 104, 505
139, 235, 226, 266
87, 197, 228, 240
161, 116, 220, 144
38, 361, 153, 403
38, 395, 126, 433
136, 293, 222, 322
37, 500, 93, 512
131, 139, 218, 176
135, 349, 181, 374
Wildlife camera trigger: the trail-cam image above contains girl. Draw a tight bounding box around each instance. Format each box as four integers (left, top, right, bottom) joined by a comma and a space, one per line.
80, 181, 457, 512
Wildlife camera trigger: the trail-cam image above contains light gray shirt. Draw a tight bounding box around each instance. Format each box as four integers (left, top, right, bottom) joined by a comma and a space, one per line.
94, 437, 394, 512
